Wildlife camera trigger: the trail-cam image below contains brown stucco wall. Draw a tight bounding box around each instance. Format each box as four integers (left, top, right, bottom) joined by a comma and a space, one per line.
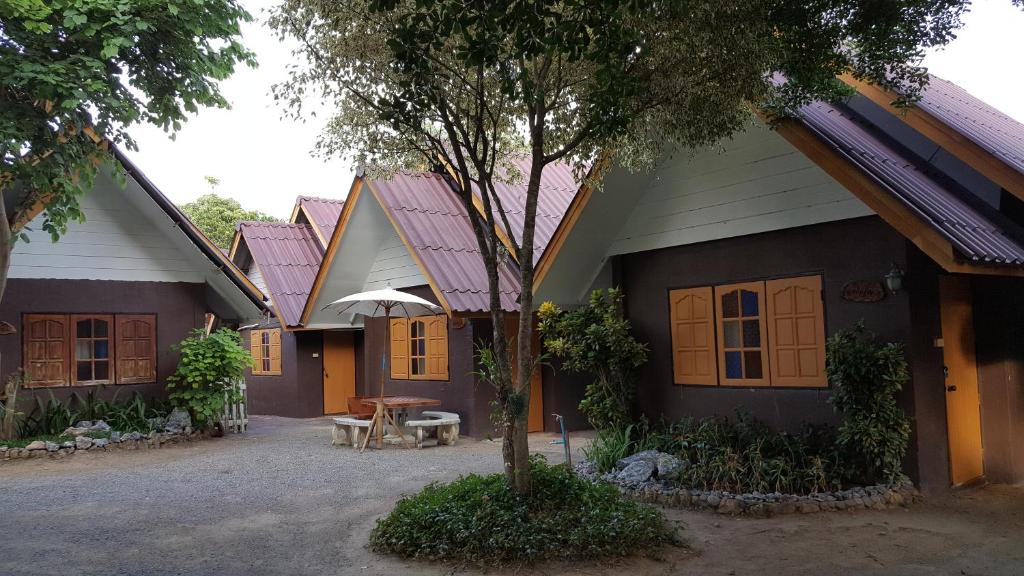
615, 216, 959, 488
243, 325, 327, 419
0, 279, 207, 408
972, 275, 1024, 484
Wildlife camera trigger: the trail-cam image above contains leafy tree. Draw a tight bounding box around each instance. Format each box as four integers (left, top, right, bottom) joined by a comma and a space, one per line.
538, 290, 648, 431
270, 0, 988, 493
1, 0, 255, 302
181, 192, 279, 248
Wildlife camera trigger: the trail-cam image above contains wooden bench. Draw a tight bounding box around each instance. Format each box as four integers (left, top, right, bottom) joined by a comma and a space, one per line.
332, 416, 373, 448
404, 411, 460, 449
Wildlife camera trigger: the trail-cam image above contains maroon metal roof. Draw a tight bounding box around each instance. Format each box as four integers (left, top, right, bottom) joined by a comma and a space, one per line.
369, 172, 520, 312
238, 222, 324, 326
917, 75, 1024, 177
797, 100, 1024, 266
478, 158, 581, 264
296, 196, 344, 244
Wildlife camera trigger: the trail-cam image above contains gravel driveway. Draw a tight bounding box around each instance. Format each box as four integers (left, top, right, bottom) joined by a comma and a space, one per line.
1, 416, 1022, 576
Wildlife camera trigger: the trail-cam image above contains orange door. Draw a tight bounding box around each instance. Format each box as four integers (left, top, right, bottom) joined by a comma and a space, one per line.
323, 331, 356, 415
938, 276, 984, 486
505, 317, 545, 432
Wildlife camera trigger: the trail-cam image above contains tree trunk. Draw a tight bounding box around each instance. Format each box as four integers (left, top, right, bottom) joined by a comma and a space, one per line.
0, 189, 12, 305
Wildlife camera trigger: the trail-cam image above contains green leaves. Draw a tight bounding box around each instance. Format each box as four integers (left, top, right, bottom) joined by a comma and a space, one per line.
166, 328, 250, 427
179, 193, 279, 248
826, 322, 912, 484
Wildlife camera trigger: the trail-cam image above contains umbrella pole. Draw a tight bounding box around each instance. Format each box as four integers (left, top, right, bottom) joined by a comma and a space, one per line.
382, 306, 390, 400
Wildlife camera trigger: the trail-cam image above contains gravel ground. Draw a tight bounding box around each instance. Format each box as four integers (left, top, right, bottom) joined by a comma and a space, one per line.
1, 416, 1022, 576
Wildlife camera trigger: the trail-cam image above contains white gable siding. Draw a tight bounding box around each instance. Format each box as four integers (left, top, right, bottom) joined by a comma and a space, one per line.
362, 230, 427, 290
607, 125, 873, 256
10, 174, 204, 282
248, 263, 272, 305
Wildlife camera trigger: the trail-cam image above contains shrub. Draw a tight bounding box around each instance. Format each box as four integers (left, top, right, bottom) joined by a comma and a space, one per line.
15, 389, 172, 438
166, 328, 250, 428
369, 455, 676, 566
827, 322, 911, 484
538, 289, 648, 431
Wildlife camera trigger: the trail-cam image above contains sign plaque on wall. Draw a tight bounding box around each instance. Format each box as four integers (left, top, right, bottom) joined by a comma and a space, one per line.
841, 281, 886, 303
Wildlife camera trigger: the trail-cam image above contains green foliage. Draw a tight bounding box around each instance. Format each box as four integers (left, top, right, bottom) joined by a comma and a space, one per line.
180, 193, 279, 248
827, 322, 912, 484
166, 328, 249, 427
539, 289, 648, 430
1, 0, 255, 283
15, 388, 170, 438
369, 455, 675, 566
0, 370, 27, 440
474, 342, 527, 427
590, 414, 842, 495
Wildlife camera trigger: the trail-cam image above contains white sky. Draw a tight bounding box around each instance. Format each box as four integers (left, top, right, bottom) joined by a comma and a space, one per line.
124, 0, 1024, 220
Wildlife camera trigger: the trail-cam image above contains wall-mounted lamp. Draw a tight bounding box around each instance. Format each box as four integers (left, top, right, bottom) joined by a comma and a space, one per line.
884, 262, 905, 294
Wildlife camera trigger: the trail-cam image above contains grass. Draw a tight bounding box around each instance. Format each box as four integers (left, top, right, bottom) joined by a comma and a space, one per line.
369, 455, 676, 566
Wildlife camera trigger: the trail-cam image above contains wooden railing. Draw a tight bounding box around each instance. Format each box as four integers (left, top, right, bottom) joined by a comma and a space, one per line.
222, 380, 248, 433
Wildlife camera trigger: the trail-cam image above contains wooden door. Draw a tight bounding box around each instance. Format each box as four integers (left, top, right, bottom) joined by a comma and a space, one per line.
323, 331, 356, 415
939, 276, 984, 486
505, 317, 545, 433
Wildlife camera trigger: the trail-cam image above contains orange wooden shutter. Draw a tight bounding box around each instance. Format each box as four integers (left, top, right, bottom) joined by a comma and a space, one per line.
249, 330, 263, 374
714, 282, 770, 386
24, 314, 69, 387
390, 318, 409, 379
268, 329, 282, 375
426, 315, 449, 380
765, 276, 827, 387
669, 287, 718, 385
115, 315, 157, 384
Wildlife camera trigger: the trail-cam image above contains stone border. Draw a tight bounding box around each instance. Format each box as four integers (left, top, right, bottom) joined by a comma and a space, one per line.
626, 481, 921, 516
1, 430, 206, 464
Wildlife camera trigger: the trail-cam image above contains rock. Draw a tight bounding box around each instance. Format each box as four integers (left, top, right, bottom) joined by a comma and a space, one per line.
25, 440, 47, 450
798, 501, 821, 514
706, 494, 722, 508
110, 431, 121, 443
656, 453, 686, 481
717, 498, 742, 515
615, 449, 660, 471
125, 432, 143, 442
45, 441, 59, 452
163, 409, 192, 433
617, 460, 656, 485
89, 420, 112, 432
75, 436, 93, 450
62, 427, 91, 437
61, 441, 74, 449
75, 420, 93, 429
146, 417, 167, 432
93, 438, 109, 448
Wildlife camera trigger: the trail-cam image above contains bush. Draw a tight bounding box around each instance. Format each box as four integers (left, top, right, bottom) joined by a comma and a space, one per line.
166, 328, 250, 428
369, 455, 676, 566
827, 322, 911, 484
538, 289, 649, 430
15, 389, 171, 438
584, 420, 664, 473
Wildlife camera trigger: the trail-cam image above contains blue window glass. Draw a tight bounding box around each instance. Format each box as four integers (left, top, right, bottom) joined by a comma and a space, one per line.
94, 340, 109, 359
741, 290, 759, 317
725, 351, 742, 379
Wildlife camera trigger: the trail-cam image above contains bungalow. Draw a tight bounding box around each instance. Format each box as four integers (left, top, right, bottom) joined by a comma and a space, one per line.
537, 75, 1024, 491
231, 166, 590, 436
1, 149, 267, 403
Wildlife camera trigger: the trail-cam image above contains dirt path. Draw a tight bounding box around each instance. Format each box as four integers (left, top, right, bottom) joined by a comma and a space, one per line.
1, 416, 1021, 576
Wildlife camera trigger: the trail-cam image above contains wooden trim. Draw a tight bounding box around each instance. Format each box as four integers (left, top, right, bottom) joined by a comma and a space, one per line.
840, 74, 1024, 202
288, 199, 304, 225
764, 276, 827, 388
268, 329, 282, 375
22, 314, 69, 388
69, 314, 115, 386
532, 152, 612, 292
713, 282, 770, 387
300, 177, 364, 326
363, 179, 454, 315
390, 318, 409, 380
668, 287, 719, 386
770, 117, 1024, 277
300, 203, 330, 249
227, 229, 244, 262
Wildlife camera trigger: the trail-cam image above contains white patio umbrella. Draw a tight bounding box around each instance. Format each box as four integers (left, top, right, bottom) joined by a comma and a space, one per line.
321, 284, 442, 399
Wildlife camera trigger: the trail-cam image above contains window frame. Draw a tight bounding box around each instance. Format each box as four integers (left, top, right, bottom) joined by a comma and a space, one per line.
713, 283, 770, 387
667, 275, 827, 389
390, 314, 449, 382
250, 328, 282, 376
22, 313, 157, 388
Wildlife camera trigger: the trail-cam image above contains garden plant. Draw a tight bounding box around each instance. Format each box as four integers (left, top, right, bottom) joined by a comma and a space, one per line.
166, 328, 250, 429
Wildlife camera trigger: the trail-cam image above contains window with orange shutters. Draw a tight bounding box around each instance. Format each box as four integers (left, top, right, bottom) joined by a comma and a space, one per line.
669, 287, 718, 385
390, 315, 448, 381
250, 328, 282, 376
765, 276, 827, 387
714, 283, 770, 386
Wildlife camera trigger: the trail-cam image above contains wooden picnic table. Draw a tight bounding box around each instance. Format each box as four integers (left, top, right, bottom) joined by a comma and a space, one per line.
360, 396, 442, 451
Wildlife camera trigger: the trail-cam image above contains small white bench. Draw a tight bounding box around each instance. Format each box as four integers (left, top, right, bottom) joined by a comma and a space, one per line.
332, 416, 373, 448
404, 411, 460, 449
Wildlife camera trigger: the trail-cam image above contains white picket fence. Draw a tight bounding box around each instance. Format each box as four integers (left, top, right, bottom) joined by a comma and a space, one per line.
221, 380, 248, 433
